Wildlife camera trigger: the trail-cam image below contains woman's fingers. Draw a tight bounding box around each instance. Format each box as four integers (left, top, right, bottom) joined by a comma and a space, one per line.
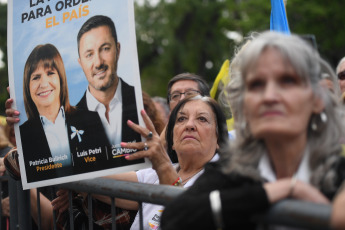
121, 142, 147, 160
52, 189, 70, 213
140, 110, 157, 135
5, 98, 20, 125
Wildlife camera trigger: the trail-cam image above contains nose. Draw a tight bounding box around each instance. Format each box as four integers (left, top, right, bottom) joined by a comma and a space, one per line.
263, 81, 279, 103
185, 118, 196, 131
180, 93, 186, 101
39, 75, 49, 88
94, 52, 104, 69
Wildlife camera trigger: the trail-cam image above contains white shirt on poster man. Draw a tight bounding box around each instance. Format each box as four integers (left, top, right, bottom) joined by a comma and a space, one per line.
85, 79, 122, 146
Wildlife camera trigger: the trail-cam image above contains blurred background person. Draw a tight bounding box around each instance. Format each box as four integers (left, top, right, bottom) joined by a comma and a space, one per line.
152, 96, 170, 124
142, 91, 165, 134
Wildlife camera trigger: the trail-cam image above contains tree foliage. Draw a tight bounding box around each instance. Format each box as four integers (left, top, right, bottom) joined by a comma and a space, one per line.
136, 0, 345, 97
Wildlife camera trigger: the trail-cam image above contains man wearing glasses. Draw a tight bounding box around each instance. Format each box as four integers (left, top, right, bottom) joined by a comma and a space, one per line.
336, 56, 345, 95
167, 73, 210, 111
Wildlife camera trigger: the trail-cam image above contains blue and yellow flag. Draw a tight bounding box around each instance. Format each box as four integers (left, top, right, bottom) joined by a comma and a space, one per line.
270, 0, 290, 34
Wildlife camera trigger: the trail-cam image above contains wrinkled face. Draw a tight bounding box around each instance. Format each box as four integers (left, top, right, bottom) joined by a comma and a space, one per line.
29, 64, 61, 114
169, 80, 200, 110
243, 48, 323, 140
173, 100, 218, 159
337, 61, 345, 94
78, 26, 120, 92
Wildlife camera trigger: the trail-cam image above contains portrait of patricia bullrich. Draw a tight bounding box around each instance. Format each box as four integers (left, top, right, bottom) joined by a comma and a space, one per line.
19, 44, 111, 183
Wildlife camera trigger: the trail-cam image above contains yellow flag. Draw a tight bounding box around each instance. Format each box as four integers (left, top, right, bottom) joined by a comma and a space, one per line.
210, 60, 234, 131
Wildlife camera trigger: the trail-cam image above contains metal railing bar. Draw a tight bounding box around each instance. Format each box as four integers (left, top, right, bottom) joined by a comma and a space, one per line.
111, 197, 116, 230
17, 182, 31, 230
37, 187, 41, 230
8, 178, 18, 230
88, 193, 93, 230
68, 190, 74, 230
257, 199, 332, 230
0, 181, 2, 229
139, 202, 143, 230
56, 177, 334, 230
58, 178, 185, 206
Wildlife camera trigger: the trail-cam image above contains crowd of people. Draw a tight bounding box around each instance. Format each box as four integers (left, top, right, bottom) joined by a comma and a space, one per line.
2, 17, 345, 230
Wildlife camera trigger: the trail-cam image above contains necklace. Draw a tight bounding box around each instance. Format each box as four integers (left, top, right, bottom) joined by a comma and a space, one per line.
180, 168, 204, 185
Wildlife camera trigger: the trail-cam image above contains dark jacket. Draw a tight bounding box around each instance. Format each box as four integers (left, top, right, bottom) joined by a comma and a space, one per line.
20, 109, 109, 182
161, 158, 345, 230
77, 78, 141, 143
76, 78, 144, 168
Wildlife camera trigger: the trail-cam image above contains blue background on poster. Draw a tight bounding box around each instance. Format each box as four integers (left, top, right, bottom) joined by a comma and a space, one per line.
11, 0, 140, 125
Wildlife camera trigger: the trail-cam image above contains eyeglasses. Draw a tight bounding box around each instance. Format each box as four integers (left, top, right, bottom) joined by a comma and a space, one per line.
169, 89, 201, 102
338, 70, 345, 81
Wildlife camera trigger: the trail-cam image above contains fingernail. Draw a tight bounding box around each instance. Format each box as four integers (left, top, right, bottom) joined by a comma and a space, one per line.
120, 142, 127, 147
127, 120, 133, 125
141, 109, 147, 115
125, 155, 130, 160
14, 111, 20, 115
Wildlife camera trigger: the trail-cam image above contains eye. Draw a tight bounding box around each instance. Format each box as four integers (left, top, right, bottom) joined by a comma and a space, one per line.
281, 75, 298, 85
176, 116, 186, 122
247, 79, 265, 91
85, 52, 93, 58
197, 116, 208, 122
103, 46, 110, 51
47, 70, 56, 76
171, 93, 181, 100
31, 75, 40, 81
185, 90, 199, 97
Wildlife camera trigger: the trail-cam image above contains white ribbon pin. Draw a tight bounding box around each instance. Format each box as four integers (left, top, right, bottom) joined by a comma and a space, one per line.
71, 126, 84, 143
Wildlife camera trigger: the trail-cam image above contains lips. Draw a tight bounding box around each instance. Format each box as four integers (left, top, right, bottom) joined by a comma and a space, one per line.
260, 110, 283, 117
93, 66, 108, 78
182, 135, 197, 140
37, 89, 53, 97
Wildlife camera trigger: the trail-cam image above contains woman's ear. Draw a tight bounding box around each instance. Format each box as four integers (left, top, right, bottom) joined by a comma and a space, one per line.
312, 95, 325, 114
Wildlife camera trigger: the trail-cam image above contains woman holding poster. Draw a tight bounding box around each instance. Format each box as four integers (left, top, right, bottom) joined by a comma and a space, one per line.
20, 44, 109, 182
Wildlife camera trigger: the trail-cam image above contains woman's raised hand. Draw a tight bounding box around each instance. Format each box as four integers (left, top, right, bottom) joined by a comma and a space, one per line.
122, 110, 171, 172
122, 110, 178, 185
5, 87, 20, 125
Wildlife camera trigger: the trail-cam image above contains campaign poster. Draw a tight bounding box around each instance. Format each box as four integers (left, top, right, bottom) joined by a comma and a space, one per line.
7, 0, 151, 189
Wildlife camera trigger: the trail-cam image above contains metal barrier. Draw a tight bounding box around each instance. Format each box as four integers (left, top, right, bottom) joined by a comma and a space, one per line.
2, 177, 334, 230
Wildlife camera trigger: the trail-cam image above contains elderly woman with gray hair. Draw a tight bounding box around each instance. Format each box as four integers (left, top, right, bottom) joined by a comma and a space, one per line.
161, 31, 345, 229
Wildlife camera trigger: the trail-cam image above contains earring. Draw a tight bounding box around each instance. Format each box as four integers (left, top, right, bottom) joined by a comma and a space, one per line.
320, 112, 327, 123
311, 121, 317, 131
311, 112, 327, 131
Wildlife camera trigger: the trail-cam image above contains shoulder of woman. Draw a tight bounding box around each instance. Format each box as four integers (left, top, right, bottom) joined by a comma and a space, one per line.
19, 118, 38, 131
191, 162, 261, 192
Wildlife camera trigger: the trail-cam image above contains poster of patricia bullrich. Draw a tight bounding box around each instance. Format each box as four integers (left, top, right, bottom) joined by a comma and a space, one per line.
7, 0, 151, 189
